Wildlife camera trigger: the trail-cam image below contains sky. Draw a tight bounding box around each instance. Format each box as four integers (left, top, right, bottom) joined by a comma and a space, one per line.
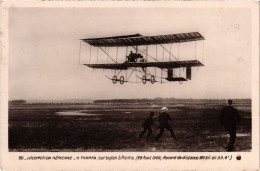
8, 6, 252, 100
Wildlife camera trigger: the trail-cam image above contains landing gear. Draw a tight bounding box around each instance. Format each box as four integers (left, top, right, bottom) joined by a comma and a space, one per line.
119, 76, 125, 84
141, 75, 156, 84
142, 76, 147, 84
150, 75, 155, 84
111, 75, 125, 84
112, 76, 117, 84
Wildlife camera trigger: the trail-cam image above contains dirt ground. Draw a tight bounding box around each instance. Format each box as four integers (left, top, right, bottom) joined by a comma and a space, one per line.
9, 102, 251, 152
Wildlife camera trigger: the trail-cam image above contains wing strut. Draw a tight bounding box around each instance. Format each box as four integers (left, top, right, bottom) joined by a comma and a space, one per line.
89, 45, 92, 64
202, 41, 204, 63
169, 43, 172, 61
161, 69, 163, 84
162, 47, 164, 61
116, 45, 118, 63
178, 43, 180, 60
160, 44, 178, 61
126, 46, 128, 62
99, 47, 117, 63
96, 47, 99, 63
78, 40, 82, 65
195, 41, 197, 60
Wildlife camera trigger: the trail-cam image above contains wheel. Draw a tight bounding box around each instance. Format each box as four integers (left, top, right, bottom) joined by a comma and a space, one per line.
150, 75, 155, 84
119, 76, 125, 84
112, 76, 117, 84
142, 76, 147, 84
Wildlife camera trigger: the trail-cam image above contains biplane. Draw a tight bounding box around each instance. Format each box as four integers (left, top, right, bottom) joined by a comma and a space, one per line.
79, 32, 205, 84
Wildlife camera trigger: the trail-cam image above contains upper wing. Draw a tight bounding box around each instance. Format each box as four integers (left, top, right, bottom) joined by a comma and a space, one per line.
82, 32, 205, 47
84, 60, 204, 70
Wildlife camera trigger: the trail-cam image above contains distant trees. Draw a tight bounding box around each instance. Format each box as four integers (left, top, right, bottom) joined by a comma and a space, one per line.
93, 98, 252, 105
9, 100, 26, 105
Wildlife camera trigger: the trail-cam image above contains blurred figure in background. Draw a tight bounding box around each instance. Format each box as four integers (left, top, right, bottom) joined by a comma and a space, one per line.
220, 99, 240, 151
139, 112, 154, 138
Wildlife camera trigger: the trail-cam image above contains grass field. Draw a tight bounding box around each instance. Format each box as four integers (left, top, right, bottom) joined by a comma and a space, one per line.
9, 101, 251, 152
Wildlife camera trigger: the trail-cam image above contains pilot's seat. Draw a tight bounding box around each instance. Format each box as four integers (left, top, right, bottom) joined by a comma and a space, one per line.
126, 51, 144, 63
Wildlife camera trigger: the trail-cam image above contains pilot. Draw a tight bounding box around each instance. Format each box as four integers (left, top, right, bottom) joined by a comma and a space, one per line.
220, 99, 240, 151
139, 112, 154, 138
127, 51, 135, 62
127, 51, 144, 62
155, 107, 177, 141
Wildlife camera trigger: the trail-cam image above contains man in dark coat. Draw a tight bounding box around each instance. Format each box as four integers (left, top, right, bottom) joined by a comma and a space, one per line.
155, 107, 177, 141
220, 99, 240, 151
139, 112, 154, 138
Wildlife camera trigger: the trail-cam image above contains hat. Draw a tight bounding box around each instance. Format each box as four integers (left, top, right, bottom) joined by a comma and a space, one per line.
161, 107, 168, 111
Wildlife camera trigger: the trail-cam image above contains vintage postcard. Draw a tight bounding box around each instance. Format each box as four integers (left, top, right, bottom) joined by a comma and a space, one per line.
0, 1, 259, 170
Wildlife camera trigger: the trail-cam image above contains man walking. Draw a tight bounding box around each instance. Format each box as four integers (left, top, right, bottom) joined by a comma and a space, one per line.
155, 107, 177, 141
139, 112, 154, 138
220, 99, 240, 151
